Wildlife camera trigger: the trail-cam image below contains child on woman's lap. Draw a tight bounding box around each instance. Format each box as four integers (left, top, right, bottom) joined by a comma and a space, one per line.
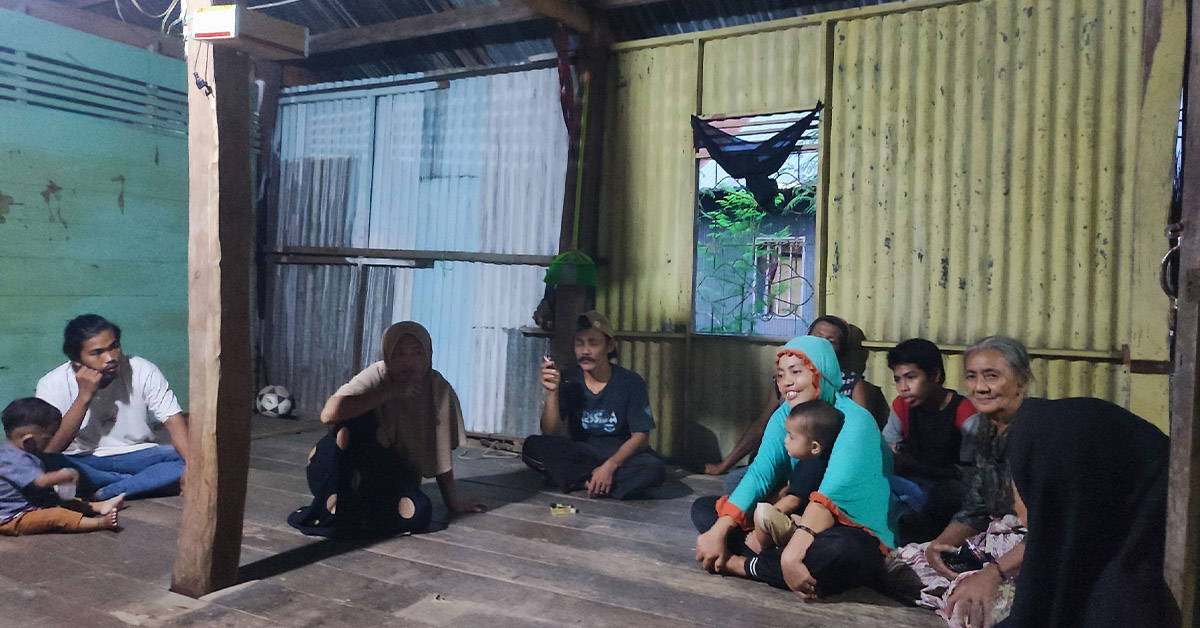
745, 399, 844, 555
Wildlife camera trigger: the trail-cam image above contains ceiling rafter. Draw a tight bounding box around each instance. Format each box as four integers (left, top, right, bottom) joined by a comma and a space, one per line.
520, 0, 591, 33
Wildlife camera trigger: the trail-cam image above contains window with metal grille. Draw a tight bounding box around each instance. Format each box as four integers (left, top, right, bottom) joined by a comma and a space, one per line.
693, 110, 819, 337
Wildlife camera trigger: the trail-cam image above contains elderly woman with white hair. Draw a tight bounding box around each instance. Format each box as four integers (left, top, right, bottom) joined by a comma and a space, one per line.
893, 335, 1033, 628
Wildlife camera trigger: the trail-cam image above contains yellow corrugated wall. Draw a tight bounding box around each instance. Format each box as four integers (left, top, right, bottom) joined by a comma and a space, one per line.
597, 0, 1184, 458
701, 26, 825, 116
598, 43, 698, 457
826, 0, 1178, 427
828, 0, 1140, 351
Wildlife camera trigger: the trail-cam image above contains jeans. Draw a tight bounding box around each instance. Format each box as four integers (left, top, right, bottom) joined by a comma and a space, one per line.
52, 445, 184, 500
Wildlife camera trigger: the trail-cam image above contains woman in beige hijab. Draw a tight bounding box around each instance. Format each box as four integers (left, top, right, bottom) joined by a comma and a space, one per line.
288, 322, 484, 538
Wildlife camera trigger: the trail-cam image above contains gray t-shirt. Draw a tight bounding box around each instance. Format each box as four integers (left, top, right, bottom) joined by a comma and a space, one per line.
0, 442, 54, 523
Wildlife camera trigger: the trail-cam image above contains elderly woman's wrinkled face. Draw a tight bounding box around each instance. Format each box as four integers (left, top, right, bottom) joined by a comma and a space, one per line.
387, 334, 431, 382
964, 348, 1027, 422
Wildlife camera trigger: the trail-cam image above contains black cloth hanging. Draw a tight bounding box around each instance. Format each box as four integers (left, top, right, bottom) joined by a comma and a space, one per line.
998, 397, 1177, 628
691, 103, 822, 211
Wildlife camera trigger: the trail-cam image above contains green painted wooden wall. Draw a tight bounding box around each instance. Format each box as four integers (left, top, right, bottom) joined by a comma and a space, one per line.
0, 8, 189, 413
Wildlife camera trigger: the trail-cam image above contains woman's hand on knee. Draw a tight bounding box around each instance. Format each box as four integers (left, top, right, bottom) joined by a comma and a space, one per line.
695, 527, 731, 573
781, 541, 818, 599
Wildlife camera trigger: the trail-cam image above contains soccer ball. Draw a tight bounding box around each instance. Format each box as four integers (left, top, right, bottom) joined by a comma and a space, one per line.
255, 385, 294, 418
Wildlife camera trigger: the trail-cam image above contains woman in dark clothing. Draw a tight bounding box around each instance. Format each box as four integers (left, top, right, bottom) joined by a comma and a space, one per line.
288, 321, 483, 538
999, 397, 1177, 628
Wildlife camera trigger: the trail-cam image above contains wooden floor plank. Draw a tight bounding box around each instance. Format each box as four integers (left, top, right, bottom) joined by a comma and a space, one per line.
320, 545, 703, 628
5, 429, 949, 628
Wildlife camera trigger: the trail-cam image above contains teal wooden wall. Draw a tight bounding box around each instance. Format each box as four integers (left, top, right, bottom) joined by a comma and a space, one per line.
0, 9, 189, 411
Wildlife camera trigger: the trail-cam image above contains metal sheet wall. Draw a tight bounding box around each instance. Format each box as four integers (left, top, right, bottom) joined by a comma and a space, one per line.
598, 0, 1181, 456
262, 264, 360, 412
597, 43, 700, 458
276, 97, 375, 248
700, 25, 826, 117
598, 43, 699, 333
825, 0, 1143, 358
268, 68, 565, 434
366, 70, 566, 254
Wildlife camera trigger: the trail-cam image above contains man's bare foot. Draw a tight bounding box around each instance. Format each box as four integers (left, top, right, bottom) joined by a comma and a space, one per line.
703, 463, 728, 476
91, 493, 125, 515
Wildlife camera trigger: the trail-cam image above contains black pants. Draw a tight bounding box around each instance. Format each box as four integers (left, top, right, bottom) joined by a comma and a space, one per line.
288, 414, 432, 538
522, 434, 666, 500
690, 456, 884, 596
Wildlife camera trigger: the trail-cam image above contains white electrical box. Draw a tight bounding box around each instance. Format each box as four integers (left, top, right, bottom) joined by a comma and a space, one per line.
188, 4, 308, 60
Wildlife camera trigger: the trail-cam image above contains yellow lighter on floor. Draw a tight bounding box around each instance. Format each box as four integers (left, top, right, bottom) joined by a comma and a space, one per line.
550, 502, 578, 515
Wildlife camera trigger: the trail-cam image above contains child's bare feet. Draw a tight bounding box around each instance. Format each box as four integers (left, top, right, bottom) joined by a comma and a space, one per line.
98, 509, 119, 529
746, 527, 769, 554
91, 493, 125, 515
77, 509, 119, 531
721, 555, 748, 577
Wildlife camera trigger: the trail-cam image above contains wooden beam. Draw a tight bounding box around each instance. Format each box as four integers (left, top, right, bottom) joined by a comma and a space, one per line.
521, 0, 591, 33
170, 0, 254, 598
1167, 0, 1200, 618
551, 22, 610, 365
269, 245, 556, 267
0, 0, 183, 58
309, 0, 540, 56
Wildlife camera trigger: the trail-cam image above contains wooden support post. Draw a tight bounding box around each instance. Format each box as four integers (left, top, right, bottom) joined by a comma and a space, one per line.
1167, 0, 1200, 619
170, 18, 255, 597
552, 24, 611, 364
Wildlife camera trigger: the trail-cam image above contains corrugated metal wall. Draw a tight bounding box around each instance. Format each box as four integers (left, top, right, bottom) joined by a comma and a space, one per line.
262, 264, 361, 410
826, 0, 1141, 355
276, 97, 375, 248
701, 25, 825, 117
368, 73, 564, 254
597, 43, 700, 458
267, 68, 566, 434
599, 0, 1181, 461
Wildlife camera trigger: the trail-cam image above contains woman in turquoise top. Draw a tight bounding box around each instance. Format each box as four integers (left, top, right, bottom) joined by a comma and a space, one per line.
693, 335, 895, 597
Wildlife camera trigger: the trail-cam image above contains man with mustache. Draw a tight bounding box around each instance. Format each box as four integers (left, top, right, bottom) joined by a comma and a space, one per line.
34, 314, 189, 500
521, 311, 665, 499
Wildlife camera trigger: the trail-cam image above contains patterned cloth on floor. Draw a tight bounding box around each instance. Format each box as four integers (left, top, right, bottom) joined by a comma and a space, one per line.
894, 515, 1025, 628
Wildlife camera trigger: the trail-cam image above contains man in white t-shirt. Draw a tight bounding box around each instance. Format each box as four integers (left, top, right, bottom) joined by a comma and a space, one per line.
35, 314, 189, 500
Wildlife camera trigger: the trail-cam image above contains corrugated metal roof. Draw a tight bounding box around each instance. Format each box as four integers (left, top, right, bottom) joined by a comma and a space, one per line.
56, 0, 909, 79
609, 0, 905, 40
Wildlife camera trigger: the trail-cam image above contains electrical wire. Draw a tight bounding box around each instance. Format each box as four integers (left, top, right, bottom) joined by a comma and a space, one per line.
246, 0, 307, 10
126, 0, 179, 20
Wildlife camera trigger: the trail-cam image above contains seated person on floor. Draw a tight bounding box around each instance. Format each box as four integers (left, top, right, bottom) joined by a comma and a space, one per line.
0, 398, 123, 536
883, 338, 978, 544
522, 310, 666, 499
747, 399, 844, 554
704, 315, 881, 491
692, 335, 894, 599
36, 314, 188, 501
289, 321, 483, 539
893, 336, 1031, 628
